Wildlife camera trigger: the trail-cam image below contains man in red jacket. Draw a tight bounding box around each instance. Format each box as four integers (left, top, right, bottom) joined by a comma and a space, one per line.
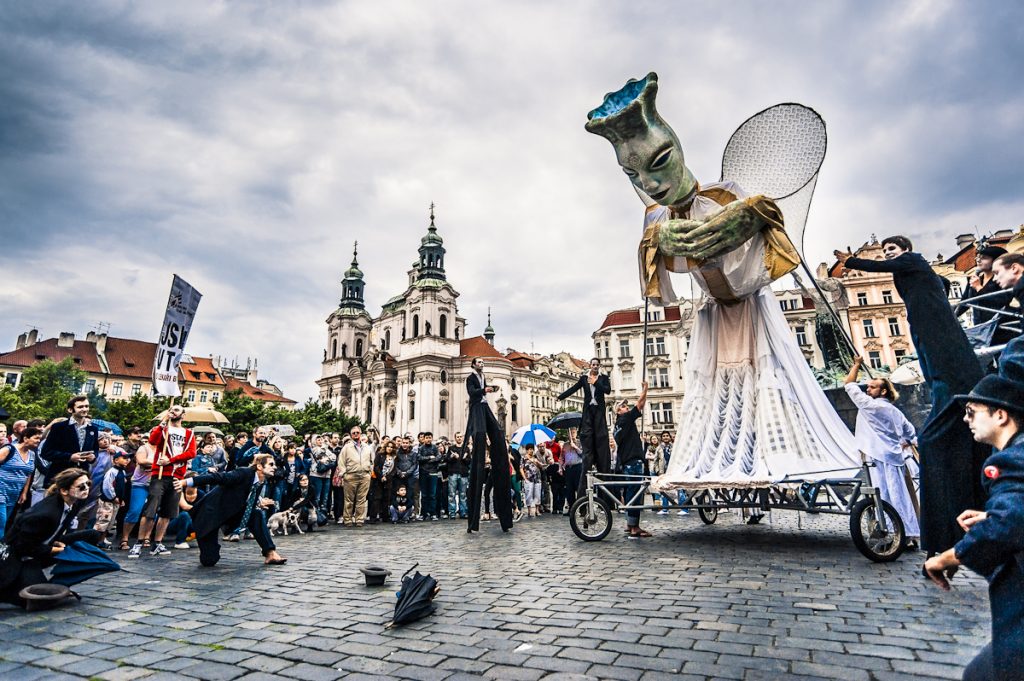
131, 405, 196, 557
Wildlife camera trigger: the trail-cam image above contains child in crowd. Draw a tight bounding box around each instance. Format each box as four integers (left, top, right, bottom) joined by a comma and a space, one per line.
521, 445, 542, 518
390, 484, 412, 523
95, 449, 132, 550
167, 473, 203, 549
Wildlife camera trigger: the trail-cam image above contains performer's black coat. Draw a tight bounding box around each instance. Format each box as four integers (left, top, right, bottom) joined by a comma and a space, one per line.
558, 373, 611, 412
954, 434, 1024, 681
845, 253, 987, 552
0, 495, 101, 606
189, 468, 263, 539
465, 372, 512, 531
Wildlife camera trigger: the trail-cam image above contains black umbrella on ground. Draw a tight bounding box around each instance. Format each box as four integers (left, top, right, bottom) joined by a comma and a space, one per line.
50, 542, 122, 587
385, 563, 439, 629
547, 412, 581, 430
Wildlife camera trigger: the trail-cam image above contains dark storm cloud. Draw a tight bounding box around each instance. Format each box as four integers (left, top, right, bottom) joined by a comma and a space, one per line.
1, 0, 1021, 400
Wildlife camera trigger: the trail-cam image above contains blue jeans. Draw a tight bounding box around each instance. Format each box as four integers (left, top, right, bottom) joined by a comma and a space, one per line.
448, 474, 468, 517
166, 511, 193, 543
310, 476, 331, 512
0, 499, 15, 542
622, 460, 645, 527
125, 485, 151, 523
421, 474, 440, 518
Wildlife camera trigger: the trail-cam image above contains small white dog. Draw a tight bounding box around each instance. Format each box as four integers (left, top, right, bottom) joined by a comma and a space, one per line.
267, 510, 303, 536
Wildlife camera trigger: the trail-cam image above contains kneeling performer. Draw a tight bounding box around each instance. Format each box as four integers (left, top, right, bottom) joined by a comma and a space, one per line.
173, 454, 287, 567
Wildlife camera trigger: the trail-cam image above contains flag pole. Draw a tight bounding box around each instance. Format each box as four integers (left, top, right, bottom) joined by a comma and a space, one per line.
641, 297, 650, 436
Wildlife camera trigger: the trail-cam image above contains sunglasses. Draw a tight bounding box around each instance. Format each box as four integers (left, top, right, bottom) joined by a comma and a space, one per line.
74, 482, 92, 490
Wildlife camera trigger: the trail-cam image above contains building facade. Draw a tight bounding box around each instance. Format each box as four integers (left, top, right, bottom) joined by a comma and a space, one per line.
316, 210, 588, 436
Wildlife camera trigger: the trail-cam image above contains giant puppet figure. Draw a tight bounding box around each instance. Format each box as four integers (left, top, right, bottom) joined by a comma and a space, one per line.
585, 73, 861, 489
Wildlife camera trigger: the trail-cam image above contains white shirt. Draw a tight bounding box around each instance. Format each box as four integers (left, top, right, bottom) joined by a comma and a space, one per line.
844, 383, 916, 466
45, 502, 76, 544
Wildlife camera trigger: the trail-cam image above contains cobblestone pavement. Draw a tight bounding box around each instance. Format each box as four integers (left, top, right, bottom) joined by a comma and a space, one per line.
0, 508, 990, 681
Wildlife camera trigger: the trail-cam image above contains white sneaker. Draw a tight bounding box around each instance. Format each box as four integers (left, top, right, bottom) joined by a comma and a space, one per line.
677, 509, 689, 516
173, 542, 190, 549
657, 509, 669, 515
128, 543, 142, 559
150, 543, 171, 556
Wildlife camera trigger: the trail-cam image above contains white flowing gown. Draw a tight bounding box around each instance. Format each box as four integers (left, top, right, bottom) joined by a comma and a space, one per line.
649, 182, 860, 490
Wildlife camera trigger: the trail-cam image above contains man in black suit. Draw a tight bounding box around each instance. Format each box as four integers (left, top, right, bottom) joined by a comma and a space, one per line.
39, 395, 99, 486
173, 454, 286, 567
558, 358, 612, 493
956, 245, 1007, 325
465, 358, 513, 533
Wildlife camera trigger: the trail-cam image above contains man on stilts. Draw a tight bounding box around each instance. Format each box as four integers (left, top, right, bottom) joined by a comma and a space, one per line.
558, 358, 612, 496
465, 358, 513, 533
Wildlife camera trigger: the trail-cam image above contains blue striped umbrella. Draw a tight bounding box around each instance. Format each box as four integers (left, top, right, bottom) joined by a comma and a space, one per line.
510, 424, 557, 448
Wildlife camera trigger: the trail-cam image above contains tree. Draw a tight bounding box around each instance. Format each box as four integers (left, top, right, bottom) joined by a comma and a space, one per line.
3, 359, 88, 422
103, 393, 173, 432
287, 398, 361, 435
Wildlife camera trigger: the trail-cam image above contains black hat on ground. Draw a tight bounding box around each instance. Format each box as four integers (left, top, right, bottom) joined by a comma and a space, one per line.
19, 583, 76, 611
978, 245, 1008, 259
955, 374, 1024, 414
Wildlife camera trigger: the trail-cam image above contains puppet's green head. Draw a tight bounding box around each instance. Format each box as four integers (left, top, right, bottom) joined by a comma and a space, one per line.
586, 72, 697, 207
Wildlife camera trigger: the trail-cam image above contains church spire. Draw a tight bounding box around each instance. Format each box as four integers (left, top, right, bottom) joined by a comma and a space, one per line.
340, 241, 365, 309
418, 201, 446, 281
484, 307, 495, 345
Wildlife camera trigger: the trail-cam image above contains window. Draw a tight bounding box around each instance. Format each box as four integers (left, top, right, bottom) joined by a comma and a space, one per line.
409, 400, 415, 419
894, 349, 907, 364
950, 282, 962, 298
646, 310, 662, 322
888, 317, 901, 336
84, 378, 96, 393
863, 319, 876, 338
603, 341, 610, 358
331, 338, 337, 358
868, 351, 882, 369
510, 377, 517, 390
112, 382, 124, 396
187, 389, 196, 402
385, 329, 391, 350
652, 402, 674, 424
619, 339, 631, 357
779, 299, 799, 311
856, 292, 868, 306
511, 403, 517, 422
440, 370, 448, 384
410, 370, 416, 383
440, 399, 448, 420
621, 369, 633, 389
131, 383, 142, 396
646, 367, 670, 388
645, 336, 666, 356
356, 338, 363, 356
4, 372, 17, 387
440, 314, 447, 338
212, 392, 221, 403
199, 390, 208, 403
795, 325, 808, 346
882, 290, 894, 304
413, 315, 419, 337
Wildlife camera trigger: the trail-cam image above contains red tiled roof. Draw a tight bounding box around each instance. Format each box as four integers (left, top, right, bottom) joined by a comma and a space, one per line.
0, 338, 104, 373
459, 336, 510, 362
598, 309, 641, 329
570, 356, 589, 370
103, 337, 157, 379
505, 350, 536, 368
178, 356, 226, 386
664, 306, 681, 321
225, 376, 297, 405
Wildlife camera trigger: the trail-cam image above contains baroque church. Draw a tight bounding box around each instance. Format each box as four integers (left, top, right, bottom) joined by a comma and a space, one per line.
317, 208, 587, 437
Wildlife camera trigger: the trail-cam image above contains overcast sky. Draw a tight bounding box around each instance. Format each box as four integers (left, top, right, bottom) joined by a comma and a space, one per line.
2, 0, 1022, 402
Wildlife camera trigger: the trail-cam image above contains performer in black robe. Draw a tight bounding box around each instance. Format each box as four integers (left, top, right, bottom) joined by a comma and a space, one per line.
465, 358, 513, 533
558, 358, 612, 494
838, 235, 987, 554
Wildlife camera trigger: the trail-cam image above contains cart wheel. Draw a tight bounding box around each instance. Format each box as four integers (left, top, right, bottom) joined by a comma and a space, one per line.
568, 496, 612, 542
696, 493, 718, 525
850, 497, 905, 562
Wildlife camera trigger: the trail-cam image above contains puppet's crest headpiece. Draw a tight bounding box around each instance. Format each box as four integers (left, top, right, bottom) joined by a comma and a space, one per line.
585, 72, 664, 144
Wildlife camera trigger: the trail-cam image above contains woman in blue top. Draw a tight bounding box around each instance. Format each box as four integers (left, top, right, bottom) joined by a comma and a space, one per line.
0, 426, 41, 541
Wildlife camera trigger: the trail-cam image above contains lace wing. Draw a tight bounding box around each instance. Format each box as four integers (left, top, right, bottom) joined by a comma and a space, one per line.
720, 104, 827, 258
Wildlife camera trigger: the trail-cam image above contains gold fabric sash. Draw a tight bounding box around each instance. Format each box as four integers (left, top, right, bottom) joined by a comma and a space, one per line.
638, 189, 800, 300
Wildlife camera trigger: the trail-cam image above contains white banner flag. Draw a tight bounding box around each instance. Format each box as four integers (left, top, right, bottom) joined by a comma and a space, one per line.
153, 275, 202, 397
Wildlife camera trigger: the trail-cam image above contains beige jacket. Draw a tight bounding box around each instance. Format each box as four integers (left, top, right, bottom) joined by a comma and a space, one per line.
338, 441, 374, 477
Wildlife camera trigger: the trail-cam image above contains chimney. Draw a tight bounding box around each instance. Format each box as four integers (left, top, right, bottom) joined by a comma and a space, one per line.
95, 333, 107, 354
57, 332, 75, 348
247, 368, 259, 386
955, 233, 975, 249
26, 329, 38, 347
15, 333, 27, 350
86, 331, 97, 343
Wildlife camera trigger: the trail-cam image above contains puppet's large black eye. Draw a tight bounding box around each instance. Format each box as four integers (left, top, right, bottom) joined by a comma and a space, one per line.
651, 148, 672, 169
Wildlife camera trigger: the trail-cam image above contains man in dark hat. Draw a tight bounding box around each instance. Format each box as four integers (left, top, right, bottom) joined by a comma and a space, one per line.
956, 245, 1008, 325
924, 362, 1024, 681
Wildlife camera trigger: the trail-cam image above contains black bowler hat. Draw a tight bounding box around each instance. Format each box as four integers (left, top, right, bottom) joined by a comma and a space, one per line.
19, 584, 76, 611
955, 374, 1024, 414
978, 245, 1008, 259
